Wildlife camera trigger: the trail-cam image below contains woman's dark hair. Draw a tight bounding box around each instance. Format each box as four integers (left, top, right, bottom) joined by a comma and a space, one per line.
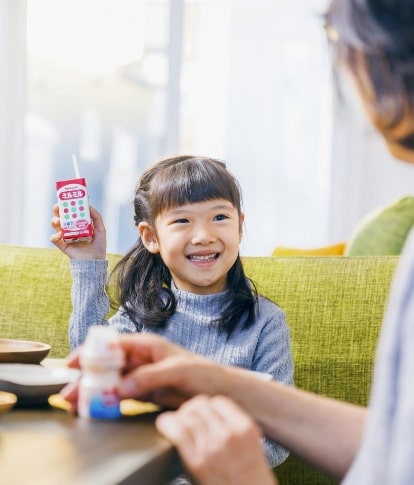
109, 155, 257, 337
325, 0, 414, 152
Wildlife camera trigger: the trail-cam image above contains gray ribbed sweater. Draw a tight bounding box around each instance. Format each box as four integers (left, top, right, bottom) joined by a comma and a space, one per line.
69, 259, 294, 468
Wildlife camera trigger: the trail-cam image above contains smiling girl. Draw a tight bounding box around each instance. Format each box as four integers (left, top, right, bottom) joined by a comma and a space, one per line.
51, 155, 294, 470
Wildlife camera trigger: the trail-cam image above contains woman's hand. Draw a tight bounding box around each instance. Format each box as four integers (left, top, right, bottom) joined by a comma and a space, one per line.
61, 335, 206, 411
61, 334, 265, 411
50, 204, 107, 260
156, 395, 278, 485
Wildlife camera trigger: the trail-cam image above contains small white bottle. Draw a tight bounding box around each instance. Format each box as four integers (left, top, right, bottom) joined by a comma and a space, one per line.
78, 326, 125, 420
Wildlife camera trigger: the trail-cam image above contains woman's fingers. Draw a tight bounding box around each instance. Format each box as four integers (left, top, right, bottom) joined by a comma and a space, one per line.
156, 395, 277, 485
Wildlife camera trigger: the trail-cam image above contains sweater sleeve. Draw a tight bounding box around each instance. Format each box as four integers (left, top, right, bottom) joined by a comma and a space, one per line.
253, 297, 294, 386
254, 297, 295, 468
69, 259, 136, 350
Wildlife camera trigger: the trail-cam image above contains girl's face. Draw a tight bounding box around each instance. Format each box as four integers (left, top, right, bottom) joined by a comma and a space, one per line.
139, 198, 244, 295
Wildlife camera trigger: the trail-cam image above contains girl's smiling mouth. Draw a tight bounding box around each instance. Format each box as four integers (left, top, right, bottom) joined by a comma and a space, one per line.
187, 253, 220, 262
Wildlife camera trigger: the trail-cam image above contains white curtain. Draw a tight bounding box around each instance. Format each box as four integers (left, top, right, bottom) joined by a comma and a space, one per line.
0, 0, 26, 244
225, 0, 333, 254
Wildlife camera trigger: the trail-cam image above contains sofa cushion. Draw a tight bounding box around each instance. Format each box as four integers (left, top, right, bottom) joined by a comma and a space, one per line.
345, 196, 414, 256
272, 242, 346, 256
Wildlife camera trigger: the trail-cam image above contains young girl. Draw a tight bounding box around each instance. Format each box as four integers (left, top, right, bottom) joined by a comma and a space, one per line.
51, 154, 294, 471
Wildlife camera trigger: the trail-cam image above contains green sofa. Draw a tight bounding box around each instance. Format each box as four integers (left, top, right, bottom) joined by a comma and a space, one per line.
0, 244, 399, 484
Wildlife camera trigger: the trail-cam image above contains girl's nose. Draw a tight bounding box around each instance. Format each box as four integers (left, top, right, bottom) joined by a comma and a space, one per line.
191, 225, 216, 245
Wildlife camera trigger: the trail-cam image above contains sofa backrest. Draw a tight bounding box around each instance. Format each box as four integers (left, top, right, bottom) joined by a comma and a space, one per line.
243, 256, 398, 405
0, 244, 120, 357
0, 244, 398, 395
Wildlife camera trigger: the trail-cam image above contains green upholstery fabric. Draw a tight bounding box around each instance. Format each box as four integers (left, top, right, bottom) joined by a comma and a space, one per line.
242, 256, 398, 484
0, 244, 119, 358
0, 245, 399, 484
345, 196, 414, 256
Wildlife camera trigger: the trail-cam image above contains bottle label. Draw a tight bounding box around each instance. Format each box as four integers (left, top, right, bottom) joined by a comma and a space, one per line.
80, 387, 122, 420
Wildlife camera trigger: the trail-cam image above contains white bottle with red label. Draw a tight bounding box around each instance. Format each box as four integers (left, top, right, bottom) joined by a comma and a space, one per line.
78, 326, 125, 420
56, 177, 94, 243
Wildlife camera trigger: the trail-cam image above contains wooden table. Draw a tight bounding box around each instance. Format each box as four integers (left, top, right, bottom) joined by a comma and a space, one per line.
0, 360, 181, 484
0, 407, 181, 484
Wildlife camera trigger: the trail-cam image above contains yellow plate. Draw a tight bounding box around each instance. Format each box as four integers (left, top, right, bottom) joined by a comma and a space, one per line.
0, 391, 17, 414
48, 394, 160, 416
121, 398, 160, 416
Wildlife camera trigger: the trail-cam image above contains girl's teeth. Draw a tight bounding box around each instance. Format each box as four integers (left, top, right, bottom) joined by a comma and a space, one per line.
190, 254, 216, 261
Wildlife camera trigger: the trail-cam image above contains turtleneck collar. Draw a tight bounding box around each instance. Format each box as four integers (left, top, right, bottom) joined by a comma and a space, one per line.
170, 279, 229, 319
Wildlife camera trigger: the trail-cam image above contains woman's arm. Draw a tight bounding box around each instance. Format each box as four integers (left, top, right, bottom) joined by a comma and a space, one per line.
115, 335, 366, 478
225, 369, 366, 478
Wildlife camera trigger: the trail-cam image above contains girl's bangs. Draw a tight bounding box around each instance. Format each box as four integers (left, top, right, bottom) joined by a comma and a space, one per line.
152, 162, 241, 214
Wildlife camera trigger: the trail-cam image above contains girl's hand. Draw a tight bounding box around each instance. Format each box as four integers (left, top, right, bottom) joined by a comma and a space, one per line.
156, 395, 278, 485
50, 204, 107, 260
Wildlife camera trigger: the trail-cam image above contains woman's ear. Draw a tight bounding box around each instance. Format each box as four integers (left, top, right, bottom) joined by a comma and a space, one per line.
138, 222, 160, 254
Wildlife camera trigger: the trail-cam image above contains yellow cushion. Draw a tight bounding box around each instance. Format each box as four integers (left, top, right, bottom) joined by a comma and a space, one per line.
272, 242, 346, 257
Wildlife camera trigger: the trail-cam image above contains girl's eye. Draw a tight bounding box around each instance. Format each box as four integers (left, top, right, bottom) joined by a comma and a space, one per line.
173, 218, 189, 224
214, 214, 229, 221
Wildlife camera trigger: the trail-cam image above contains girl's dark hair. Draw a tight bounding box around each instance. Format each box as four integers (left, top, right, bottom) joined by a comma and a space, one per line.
325, 0, 414, 151
109, 155, 257, 337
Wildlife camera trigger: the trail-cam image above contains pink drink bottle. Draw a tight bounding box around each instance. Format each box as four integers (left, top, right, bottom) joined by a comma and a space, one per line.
78, 327, 125, 420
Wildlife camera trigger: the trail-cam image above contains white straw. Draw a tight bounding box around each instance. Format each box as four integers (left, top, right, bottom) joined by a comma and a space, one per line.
72, 154, 80, 178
